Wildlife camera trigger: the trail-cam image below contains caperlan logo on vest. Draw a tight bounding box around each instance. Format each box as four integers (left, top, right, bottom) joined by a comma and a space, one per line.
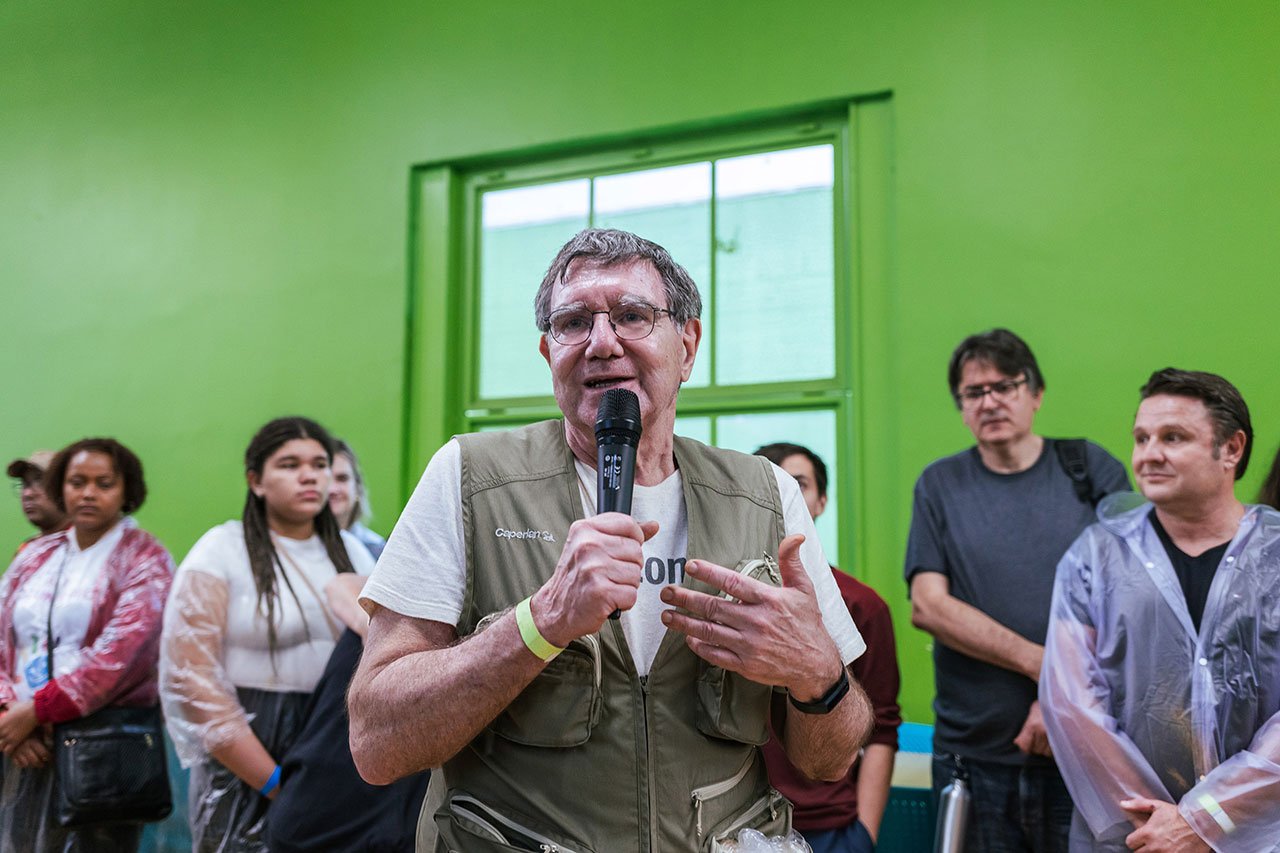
494, 528, 556, 543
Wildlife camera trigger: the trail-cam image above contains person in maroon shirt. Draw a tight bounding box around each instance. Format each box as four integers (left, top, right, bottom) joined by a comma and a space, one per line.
756, 443, 902, 853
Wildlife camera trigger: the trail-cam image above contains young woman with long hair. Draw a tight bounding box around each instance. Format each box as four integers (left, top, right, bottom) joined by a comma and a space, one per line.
0, 437, 173, 852
159, 417, 373, 853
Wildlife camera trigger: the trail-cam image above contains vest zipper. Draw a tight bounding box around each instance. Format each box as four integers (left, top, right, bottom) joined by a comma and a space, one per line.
640, 673, 656, 852
690, 751, 756, 842
449, 803, 509, 845
451, 794, 582, 852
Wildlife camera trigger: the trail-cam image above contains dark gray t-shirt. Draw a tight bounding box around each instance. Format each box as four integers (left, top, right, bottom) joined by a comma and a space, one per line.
904, 438, 1130, 764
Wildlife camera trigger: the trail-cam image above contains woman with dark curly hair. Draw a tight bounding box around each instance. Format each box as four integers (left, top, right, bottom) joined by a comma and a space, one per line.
159, 417, 373, 853
0, 437, 174, 852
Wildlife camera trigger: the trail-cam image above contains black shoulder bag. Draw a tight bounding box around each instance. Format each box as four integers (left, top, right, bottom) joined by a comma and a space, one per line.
45, 547, 173, 828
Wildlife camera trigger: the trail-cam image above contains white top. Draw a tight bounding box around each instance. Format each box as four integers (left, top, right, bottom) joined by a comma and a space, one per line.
362, 438, 865, 677
175, 520, 374, 692
10, 519, 131, 700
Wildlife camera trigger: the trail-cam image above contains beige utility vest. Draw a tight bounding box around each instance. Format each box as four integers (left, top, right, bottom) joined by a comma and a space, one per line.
434, 420, 792, 853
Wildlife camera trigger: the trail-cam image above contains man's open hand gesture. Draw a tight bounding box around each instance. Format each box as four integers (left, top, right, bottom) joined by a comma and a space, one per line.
659, 533, 843, 699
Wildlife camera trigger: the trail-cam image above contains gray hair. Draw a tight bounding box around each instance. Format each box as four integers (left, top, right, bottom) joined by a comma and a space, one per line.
533, 228, 703, 332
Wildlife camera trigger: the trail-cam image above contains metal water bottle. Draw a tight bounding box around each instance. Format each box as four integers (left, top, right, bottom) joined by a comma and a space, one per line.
933, 759, 970, 853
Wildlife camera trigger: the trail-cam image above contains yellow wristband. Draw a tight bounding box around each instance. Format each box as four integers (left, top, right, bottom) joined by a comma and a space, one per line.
516, 597, 564, 662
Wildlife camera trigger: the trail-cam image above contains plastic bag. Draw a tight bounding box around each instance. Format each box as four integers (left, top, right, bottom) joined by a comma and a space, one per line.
715, 828, 813, 852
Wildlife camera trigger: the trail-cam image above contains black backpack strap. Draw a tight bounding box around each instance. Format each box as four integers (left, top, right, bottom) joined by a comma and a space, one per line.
1055, 438, 1098, 507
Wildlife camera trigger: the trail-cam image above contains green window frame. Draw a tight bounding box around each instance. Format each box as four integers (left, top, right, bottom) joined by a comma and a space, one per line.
406, 97, 894, 574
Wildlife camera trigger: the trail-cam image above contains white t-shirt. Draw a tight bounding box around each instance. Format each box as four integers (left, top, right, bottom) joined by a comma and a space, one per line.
362, 439, 865, 677
10, 519, 132, 700
175, 520, 374, 692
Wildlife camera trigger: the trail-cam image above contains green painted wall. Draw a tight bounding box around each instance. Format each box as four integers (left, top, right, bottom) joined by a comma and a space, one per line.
3, 0, 1277, 723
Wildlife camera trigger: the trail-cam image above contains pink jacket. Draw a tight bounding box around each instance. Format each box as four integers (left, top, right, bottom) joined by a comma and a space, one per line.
0, 525, 174, 724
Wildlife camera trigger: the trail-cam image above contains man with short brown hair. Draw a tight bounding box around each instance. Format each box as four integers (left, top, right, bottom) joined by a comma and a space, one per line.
1042, 368, 1280, 851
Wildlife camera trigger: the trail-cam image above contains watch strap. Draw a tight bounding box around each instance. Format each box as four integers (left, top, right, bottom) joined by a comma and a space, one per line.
788, 668, 851, 715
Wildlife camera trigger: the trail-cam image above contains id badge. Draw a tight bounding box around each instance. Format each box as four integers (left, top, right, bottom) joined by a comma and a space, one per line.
24, 654, 49, 691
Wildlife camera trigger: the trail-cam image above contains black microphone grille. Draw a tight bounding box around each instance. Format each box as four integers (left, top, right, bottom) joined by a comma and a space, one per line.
597, 388, 640, 422
595, 388, 642, 441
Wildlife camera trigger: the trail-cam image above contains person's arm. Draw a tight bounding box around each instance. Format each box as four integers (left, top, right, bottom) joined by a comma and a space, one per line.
325, 573, 370, 638
909, 571, 1043, 681
349, 513, 657, 784
846, 584, 900, 842
1164, 710, 1280, 851
903, 473, 1044, 681
1039, 536, 1174, 844
856, 744, 895, 842
160, 569, 258, 768
210, 734, 282, 799
660, 535, 873, 781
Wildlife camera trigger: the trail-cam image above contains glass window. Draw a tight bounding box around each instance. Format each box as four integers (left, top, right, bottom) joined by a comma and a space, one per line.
479, 180, 589, 399
712, 409, 840, 561
714, 146, 834, 385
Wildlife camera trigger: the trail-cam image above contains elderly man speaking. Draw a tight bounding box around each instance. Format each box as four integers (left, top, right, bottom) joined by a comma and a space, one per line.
349, 229, 871, 852
1041, 368, 1280, 852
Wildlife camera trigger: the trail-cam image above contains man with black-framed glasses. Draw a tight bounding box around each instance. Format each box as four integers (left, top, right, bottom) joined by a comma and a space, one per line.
905, 328, 1129, 853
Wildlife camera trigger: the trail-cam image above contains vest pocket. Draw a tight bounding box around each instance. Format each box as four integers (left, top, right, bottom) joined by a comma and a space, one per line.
439, 792, 594, 853
490, 635, 602, 748
696, 782, 792, 852
694, 554, 782, 745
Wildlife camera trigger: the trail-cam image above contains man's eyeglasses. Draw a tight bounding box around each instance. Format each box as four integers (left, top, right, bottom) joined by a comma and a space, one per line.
955, 377, 1028, 407
548, 304, 674, 346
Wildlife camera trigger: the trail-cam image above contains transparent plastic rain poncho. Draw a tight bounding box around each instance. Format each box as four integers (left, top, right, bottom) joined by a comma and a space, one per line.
1041, 494, 1280, 851
158, 569, 313, 853
159, 569, 255, 768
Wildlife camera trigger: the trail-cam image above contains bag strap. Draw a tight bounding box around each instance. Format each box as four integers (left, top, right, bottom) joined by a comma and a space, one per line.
45, 545, 74, 681
1054, 439, 1099, 508
272, 540, 343, 642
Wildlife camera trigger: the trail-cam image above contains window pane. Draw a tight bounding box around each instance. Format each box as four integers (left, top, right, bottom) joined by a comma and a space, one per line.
478, 180, 590, 399
595, 163, 712, 388
713, 146, 835, 385
673, 415, 712, 445
713, 409, 840, 561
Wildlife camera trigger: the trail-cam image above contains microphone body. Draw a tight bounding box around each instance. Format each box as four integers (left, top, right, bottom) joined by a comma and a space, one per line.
595, 389, 642, 514
595, 389, 642, 619
597, 440, 638, 515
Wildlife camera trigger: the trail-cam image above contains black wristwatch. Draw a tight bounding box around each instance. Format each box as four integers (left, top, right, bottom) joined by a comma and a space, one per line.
788, 669, 851, 715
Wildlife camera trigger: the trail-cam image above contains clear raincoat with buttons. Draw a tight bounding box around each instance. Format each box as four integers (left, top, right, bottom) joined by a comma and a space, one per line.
1041, 494, 1280, 851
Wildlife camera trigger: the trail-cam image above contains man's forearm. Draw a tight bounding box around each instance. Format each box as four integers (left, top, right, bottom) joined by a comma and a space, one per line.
349, 608, 547, 785
779, 667, 873, 782
913, 584, 1042, 680
855, 743, 895, 841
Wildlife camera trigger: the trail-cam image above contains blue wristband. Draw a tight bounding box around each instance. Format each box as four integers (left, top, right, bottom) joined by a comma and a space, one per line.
259, 765, 281, 797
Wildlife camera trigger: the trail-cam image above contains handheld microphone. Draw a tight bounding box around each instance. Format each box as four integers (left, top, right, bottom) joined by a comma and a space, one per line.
595, 388, 642, 514
595, 388, 642, 619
